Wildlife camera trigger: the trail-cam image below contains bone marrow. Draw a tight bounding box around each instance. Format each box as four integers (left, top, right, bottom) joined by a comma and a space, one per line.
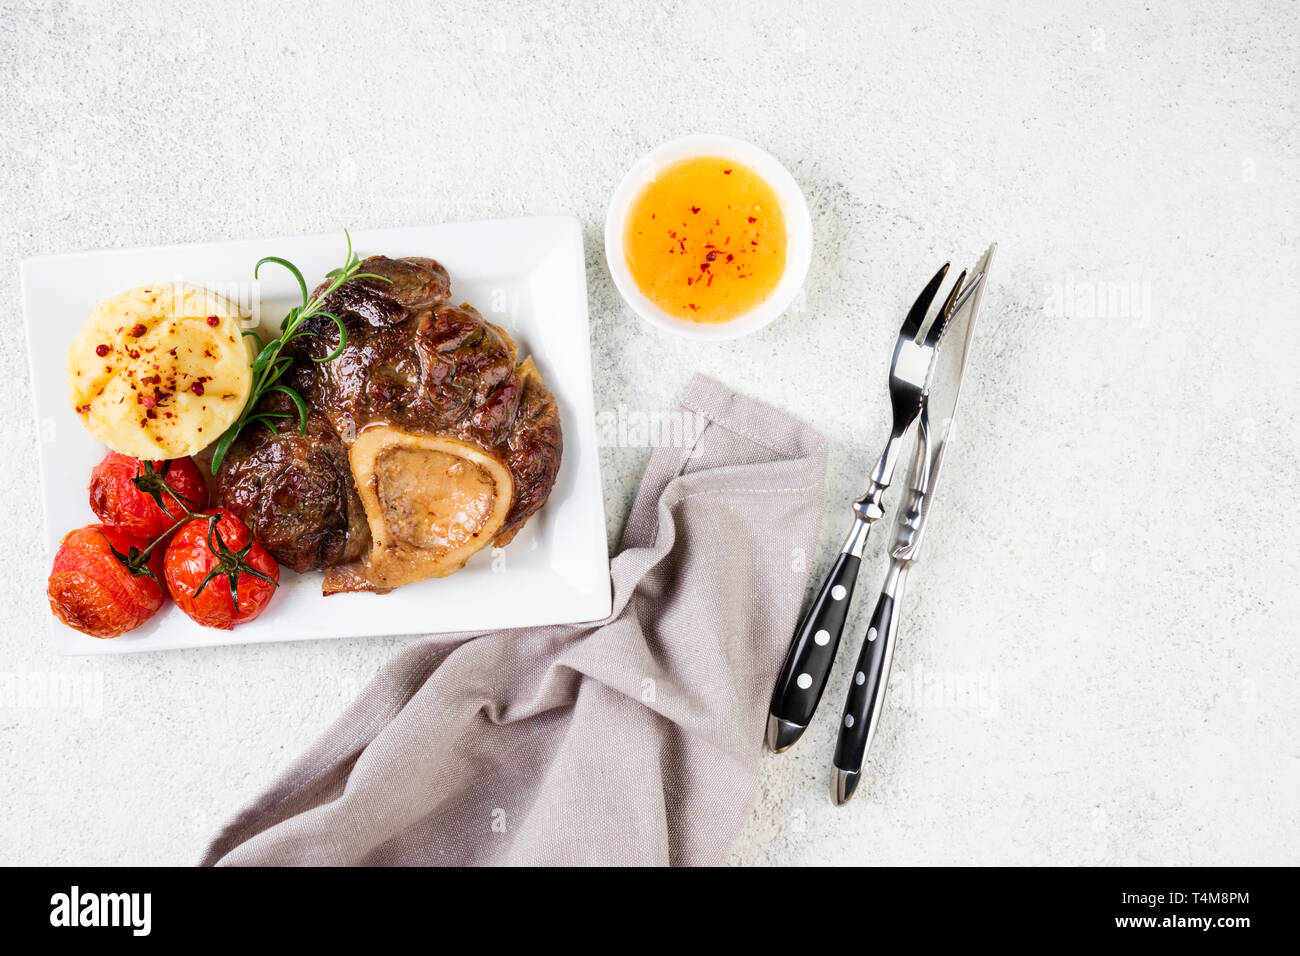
348, 427, 514, 588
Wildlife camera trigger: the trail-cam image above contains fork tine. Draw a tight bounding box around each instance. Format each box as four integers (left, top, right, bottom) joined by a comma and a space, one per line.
944, 268, 986, 320
900, 262, 950, 337
923, 269, 967, 346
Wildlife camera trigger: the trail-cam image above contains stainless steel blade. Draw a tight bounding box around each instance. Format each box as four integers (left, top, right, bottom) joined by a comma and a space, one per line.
891, 242, 995, 561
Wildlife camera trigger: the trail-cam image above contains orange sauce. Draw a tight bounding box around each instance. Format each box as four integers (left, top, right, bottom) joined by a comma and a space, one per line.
623, 156, 787, 323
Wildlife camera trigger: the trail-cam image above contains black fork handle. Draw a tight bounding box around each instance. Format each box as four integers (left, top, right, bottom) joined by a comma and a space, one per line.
766, 518, 870, 752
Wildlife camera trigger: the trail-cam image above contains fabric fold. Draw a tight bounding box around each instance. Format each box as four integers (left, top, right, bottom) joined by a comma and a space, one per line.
202, 374, 827, 866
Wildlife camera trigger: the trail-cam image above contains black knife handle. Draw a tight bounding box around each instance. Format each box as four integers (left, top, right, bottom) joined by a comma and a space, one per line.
833, 566, 906, 785
767, 548, 864, 749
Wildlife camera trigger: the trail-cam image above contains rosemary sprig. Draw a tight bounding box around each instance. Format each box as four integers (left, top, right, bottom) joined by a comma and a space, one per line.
209, 231, 389, 472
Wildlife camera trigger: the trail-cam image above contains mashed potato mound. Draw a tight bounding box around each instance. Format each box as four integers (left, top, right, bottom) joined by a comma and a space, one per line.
67, 283, 256, 459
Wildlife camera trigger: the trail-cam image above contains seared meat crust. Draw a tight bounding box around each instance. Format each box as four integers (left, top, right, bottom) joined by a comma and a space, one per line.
216, 255, 562, 577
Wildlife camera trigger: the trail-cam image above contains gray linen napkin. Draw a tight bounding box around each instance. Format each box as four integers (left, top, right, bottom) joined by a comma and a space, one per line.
201, 374, 827, 866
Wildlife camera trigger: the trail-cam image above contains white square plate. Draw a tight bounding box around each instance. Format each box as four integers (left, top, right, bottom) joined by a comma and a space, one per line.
22, 217, 611, 655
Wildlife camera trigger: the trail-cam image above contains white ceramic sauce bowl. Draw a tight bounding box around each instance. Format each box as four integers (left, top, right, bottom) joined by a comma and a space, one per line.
604, 134, 813, 341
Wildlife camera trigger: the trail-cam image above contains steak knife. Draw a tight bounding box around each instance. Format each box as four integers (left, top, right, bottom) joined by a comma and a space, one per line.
832, 242, 995, 805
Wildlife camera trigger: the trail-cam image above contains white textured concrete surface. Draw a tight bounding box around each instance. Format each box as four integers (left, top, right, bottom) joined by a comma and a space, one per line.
1, 0, 1297, 866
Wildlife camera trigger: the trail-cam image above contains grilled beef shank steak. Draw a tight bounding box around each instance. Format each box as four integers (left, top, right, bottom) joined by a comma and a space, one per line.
215, 256, 562, 593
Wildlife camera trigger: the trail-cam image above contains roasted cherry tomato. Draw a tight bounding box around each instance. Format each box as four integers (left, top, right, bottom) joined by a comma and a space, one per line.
164, 509, 279, 630
47, 524, 166, 638
89, 452, 208, 539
